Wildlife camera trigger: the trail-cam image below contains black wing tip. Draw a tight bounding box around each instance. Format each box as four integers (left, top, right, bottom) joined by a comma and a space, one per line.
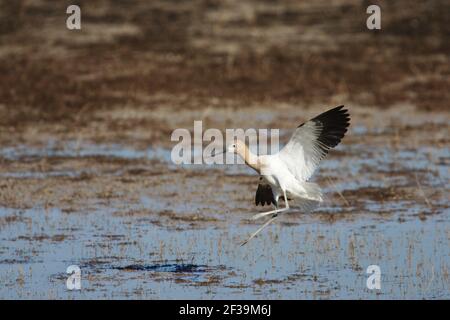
317, 104, 351, 126
298, 105, 350, 128
326, 105, 350, 119
312, 105, 351, 150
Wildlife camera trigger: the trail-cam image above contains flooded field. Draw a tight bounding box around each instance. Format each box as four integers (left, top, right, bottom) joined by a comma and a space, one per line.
0, 105, 448, 299
0, 0, 449, 299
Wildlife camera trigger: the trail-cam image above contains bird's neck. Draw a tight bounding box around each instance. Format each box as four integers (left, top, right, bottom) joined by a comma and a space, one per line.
238, 144, 260, 173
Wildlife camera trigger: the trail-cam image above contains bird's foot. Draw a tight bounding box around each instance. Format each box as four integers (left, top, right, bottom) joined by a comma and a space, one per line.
240, 216, 278, 246
251, 209, 278, 220
251, 207, 288, 220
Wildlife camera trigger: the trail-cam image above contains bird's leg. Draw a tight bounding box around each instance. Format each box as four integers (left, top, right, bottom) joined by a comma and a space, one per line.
240, 216, 278, 246
251, 207, 288, 220
241, 191, 290, 246
251, 190, 290, 220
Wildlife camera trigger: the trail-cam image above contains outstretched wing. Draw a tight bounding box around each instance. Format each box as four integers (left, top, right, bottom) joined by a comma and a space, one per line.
277, 105, 350, 182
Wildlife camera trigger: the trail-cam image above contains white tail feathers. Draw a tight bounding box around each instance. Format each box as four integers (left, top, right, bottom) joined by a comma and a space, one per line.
287, 181, 323, 201
287, 182, 323, 213
301, 182, 323, 202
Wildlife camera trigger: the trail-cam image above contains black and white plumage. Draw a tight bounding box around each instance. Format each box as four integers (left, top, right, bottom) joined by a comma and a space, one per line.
228, 105, 350, 245
254, 105, 350, 209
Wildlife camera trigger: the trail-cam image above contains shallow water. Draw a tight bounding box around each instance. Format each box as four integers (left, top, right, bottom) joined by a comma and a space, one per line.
0, 204, 448, 299
0, 125, 448, 299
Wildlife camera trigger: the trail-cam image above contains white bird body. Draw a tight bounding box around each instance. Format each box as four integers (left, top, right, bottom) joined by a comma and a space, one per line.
258, 154, 322, 204
224, 105, 350, 245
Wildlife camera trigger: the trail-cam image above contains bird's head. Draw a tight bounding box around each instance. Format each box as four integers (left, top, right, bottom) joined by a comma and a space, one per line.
227, 139, 245, 155
209, 139, 248, 160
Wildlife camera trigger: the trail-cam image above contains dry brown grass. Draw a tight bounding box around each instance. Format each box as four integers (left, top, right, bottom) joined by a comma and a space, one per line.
0, 0, 448, 130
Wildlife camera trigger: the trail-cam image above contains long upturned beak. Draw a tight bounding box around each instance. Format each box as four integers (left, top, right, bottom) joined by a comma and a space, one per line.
210, 146, 227, 157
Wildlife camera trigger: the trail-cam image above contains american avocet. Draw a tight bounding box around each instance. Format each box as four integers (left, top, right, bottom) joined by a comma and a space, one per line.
218, 105, 350, 245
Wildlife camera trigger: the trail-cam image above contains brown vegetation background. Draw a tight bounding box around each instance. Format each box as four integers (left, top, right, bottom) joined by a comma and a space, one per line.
0, 0, 448, 135
0, 1, 449, 299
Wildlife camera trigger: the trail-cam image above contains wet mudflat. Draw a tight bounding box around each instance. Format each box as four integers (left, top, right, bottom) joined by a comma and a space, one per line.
0, 106, 448, 299
0, 0, 449, 299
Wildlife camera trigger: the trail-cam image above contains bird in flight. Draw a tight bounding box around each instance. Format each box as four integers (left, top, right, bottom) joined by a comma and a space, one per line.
220, 105, 350, 245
